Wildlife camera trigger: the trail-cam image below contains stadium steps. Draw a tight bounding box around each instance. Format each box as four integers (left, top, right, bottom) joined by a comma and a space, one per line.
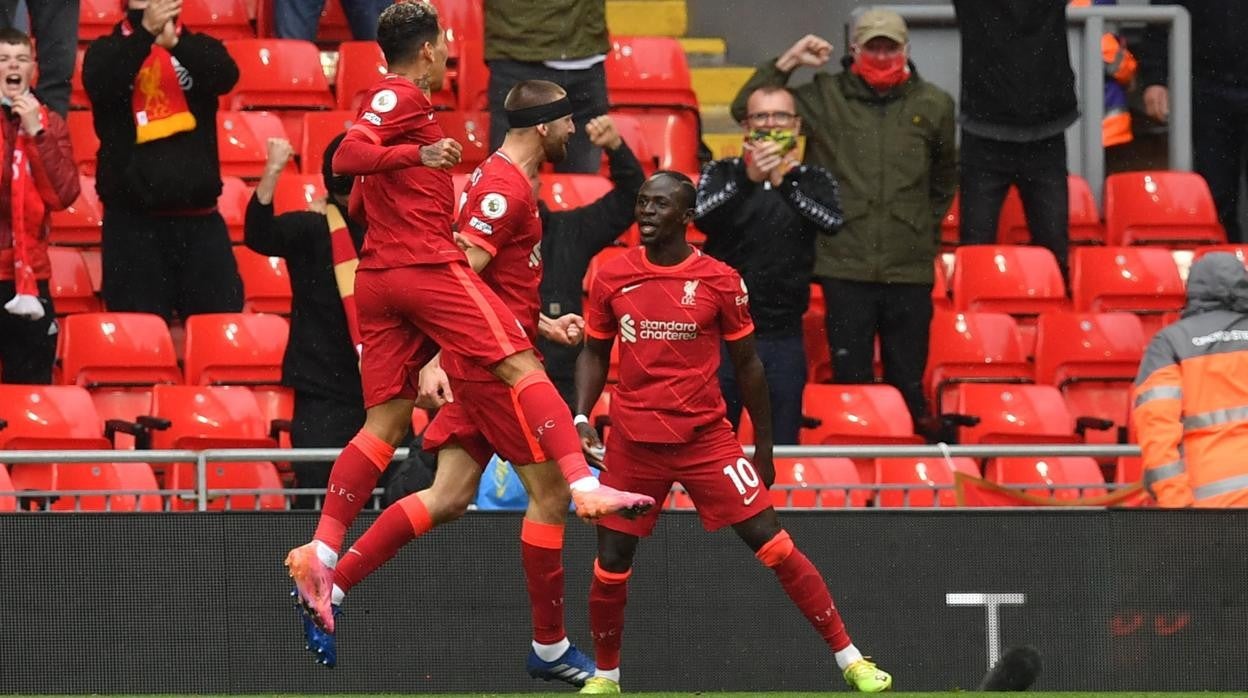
679, 37, 728, 67
606, 0, 688, 37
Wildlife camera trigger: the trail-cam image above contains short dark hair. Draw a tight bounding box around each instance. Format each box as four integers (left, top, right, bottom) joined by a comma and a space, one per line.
376, 1, 440, 67
503, 80, 566, 112
0, 27, 32, 49
651, 170, 696, 210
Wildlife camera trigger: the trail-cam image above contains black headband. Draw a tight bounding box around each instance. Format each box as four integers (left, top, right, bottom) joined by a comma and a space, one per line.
505, 96, 573, 128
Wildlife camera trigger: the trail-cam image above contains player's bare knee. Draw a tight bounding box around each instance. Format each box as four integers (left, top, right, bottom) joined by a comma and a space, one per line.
362, 400, 416, 445
491, 350, 543, 386
734, 508, 784, 552
528, 487, 571, 523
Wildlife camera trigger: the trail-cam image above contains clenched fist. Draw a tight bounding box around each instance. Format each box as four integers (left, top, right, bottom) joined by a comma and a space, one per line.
585, 115, 623, 151
777, 34, 833, 72
421, 138, 463, 169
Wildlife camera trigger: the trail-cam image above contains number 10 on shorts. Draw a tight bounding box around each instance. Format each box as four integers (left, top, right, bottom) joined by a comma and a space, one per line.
722, 457, 760, 495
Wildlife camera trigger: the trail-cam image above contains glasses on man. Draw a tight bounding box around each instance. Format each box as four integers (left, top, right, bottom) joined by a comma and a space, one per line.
745, 111, 798, 127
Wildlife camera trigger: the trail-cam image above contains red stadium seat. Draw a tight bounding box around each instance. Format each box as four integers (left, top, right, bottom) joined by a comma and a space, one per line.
334, 41, 388, 112
803, 284, 831, 383
996, 175, 1105, 245
66, 110, 99, 175
79, 0, 124, 42
0, 465, 15, 512
253, 385, 294, 455
609, 110, 700, 175
272, 173, 328, 214
9, 462, 163, 512
1104, 171, 1225, 246
218, 110, 291, 179
438, 110, 491, 172
429, 0, 488, 110
952, 245, 1068, 316
924, 310, 1031, 414
987, 456, 1107, 499
219, 175, 252, 243
945, 384, 1077, 445
47, 247, 102, 315
89, 388, 154, 450
941, 191, 960, 247
874, 456, 979, 507
0, 385, 112, 449
224, 39, 335, 110
800, 384, 922, 446
49, 175, 103, 246
70, 47, 89, 110
167, 460, 286, 511
58, 312, 182, 388
80, 247, 102, 293
539, 173, 613, 212
1070, 247, 1185, 338
1193, 244, 1248, 266
300, 110, 355, 174
182, 0, 254, 39
233, 245, 292, 314
143, 385, 276, 451
313, 0, 353, 42
771, 457, 868, 509
932, 256, 951, 311
184, 313, 289, 385
605, 36, 697, 110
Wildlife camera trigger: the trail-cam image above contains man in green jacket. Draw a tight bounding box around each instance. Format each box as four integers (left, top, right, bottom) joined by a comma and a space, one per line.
730, 9, 956, 426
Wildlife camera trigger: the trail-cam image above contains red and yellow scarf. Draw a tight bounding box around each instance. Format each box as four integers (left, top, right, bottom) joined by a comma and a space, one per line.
326, 204, 362, 357
121, 18, 196, 144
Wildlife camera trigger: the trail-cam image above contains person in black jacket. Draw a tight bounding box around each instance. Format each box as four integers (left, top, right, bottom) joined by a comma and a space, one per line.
1139, 0, 1248, 243
953, 0, 1078, 276
694, 86, 843, 445
537, 114, 645, 406
245, 134, 367, 508
83, 0, 243, 323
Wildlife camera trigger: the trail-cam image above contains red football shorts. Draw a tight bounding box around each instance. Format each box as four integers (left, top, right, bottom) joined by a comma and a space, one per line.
355, 261, 533, 408
598, 420, 771, 537
421, 377, 548, 467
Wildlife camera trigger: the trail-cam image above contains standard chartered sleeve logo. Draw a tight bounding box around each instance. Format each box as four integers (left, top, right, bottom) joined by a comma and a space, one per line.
620, 314, 637, 343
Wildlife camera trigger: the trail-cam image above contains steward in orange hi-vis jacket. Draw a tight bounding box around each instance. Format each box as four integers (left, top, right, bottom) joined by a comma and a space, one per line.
1133, 252, 1248, 508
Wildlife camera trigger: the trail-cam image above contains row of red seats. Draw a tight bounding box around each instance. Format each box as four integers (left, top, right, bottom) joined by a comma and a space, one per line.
942, 171, 1223, 248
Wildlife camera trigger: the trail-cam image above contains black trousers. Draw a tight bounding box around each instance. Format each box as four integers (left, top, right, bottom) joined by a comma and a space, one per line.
487, 59, 610, 174
958, 131, 1069, 277
1193, 82, 1248, 243
718, 334, 807, 445
819, 277, 933, 425
0, 0, 77, 116
0, 279, 56, 384
537, 336, 579, 409
290, 390, 366, 510
101, 208, 243, 323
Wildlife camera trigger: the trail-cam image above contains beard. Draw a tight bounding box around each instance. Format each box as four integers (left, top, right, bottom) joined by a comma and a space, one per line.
542, 136, 569, 164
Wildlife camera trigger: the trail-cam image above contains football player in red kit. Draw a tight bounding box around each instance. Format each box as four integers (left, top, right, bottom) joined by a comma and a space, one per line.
573, 172, 893, 694
284, 1, 652, 644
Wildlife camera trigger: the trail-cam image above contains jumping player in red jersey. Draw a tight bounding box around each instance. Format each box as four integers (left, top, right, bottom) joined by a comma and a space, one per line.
292, 81, 608, 684
573, 172, 893, 694
283, 1, 653, 640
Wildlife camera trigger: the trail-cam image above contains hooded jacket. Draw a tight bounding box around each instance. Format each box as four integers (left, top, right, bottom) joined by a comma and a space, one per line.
0, 106, 79, 281
1132, 253, 1248, 508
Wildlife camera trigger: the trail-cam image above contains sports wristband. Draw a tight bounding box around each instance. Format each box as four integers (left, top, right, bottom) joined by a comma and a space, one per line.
573, 414, 590, 426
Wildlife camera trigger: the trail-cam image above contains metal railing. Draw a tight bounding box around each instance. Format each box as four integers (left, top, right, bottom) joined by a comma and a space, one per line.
0, 443, 1141, 512
851, 4, 1193, 205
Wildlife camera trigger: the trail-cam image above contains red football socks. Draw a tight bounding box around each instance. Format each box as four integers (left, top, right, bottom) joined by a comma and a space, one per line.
588, 559, 632, 671
756, 530, 852, 652
333, 494, 434, 593
314, 429, 396, 553
520, 519, 567, 644
512, 372, 594, 483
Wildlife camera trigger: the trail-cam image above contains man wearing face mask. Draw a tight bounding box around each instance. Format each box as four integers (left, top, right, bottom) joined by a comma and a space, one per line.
730, 10, 956, 428
244, 133, 368, 508
0, 28, 79, 384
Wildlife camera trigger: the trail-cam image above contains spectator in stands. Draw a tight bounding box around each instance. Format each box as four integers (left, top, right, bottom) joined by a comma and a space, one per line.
484, 0, 609, 174
0, 27, 79, 384
1139, 0, 1248, 243
244, 134, 366, 508
83, 0, 243, 324
0, 0, 77, 116
275, 0, 391, 42
695, 86, 843, 445
1133, 252, 1248, 508
729, 11, 956, 427
952, 0, 1078, 276
1069, 0, 1138, 169
538, 114, 645, 406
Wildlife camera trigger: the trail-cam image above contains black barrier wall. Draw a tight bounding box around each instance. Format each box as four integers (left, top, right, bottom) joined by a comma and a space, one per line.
1, 511, 1246, 693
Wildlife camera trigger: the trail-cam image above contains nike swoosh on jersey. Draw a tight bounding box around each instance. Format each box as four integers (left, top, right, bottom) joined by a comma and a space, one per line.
621, 283, 644, 294
743, 490, 760, 505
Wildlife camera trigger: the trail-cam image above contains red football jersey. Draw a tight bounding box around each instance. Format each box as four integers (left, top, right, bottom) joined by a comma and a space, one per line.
586, 247, 754, 443
349, 75, 458, 270
441, 151, 544, 381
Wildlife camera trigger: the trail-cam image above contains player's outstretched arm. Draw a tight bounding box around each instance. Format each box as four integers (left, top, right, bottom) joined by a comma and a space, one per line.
727, 333, 775, 487
332, 129, 462, 175
573, 336, 613, 462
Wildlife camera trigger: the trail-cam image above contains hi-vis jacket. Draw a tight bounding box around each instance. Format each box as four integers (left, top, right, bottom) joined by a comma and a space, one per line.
1133, 253, 1248, 508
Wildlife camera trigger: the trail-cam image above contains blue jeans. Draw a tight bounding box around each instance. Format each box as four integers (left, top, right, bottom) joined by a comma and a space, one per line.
274, 0, 392, 41
718, 334, 806, 445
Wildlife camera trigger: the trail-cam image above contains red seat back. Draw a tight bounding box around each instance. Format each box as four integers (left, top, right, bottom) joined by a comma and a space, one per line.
219, 175, 252, 243
66, 110, 99, 175
1105, 171, 1225, 246
334, 41, 388, 112
1034, 311, 1147, 386
167, 461, 286, 510
997, 175, 1105, 245
431, 0, 488, 110
437, 110, 491, 172
0, 385, 112, 449
952, 245, 1068, 316
224, 39, 335, 110
771, 457, 867, 508
218, 110, 291, 179
300, 111, 355, 174
58, 312, 182, 387
49, 175, 103, 246
1070, 247, 1185, 336
9, 462, 163, 512
145, 385, 274, 451
182, 0, 254, 39
80, 0, 124, 42
800, 384, 921, 445
0, 466, 14, 512
47, 247, 102, 315
70, 47, 89, 110
272, 173, 328, 214
233, 246, 292, 314
608, 109, 700, 175
605, 36, 697, 110
803, 283, 831, 383
925, 310, 1031, 412
874, 456, 979, 507
987, 456, 1107, 499
948, 384, 1076, 444
540, 173, 614, 212
184, 313, 289, 385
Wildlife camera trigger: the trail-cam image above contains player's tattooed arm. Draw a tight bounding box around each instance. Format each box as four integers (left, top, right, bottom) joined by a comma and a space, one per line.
727, 333, 774, 487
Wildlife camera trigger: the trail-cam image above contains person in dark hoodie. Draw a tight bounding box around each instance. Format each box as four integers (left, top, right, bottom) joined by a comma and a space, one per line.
952, 0, 1078, 275
729, 10, 956, 427
1133, 252, 1248, 509
695, 85, 843, 445
83, 0, 242, 323
244, 133, 367, 508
